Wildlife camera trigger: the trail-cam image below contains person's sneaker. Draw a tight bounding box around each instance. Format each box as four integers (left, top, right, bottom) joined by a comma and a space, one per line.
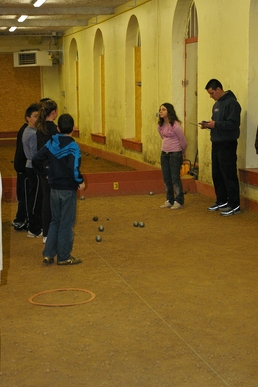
43, 257, 54, 265
207, 202, 228, 211
220, 206, 241, 216
13, 221, 28, 231
57, 256, 82, 266
170, 201, 183, 210
160, 200, 172, 208
43, 237, 47, 244
27, 230, 43, 238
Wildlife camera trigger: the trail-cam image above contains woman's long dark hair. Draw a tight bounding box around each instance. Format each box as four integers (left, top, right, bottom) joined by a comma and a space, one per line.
36, 99, 58, 135
158, 102, 182, 126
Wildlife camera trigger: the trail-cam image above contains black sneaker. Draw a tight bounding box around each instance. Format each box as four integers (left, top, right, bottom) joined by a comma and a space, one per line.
220, 206, 241, 216
43, 257, 54, 265
207, 202, 228, 211
57, 256, 82, 266
13, 221, 28, 230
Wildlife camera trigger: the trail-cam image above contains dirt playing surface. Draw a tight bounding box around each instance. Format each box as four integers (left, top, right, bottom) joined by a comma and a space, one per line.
1, 190, 258, 387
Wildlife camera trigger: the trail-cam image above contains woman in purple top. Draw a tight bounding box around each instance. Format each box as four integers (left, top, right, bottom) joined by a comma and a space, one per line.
158, 103, 187, 209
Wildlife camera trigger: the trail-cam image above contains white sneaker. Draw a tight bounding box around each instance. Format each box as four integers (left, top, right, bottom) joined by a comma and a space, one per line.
160, 200, 172, 208
171, 201, 183, 210
43, 237, 47, 244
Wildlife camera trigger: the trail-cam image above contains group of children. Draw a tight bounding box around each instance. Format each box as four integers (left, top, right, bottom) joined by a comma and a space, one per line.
13, 100, 85, 266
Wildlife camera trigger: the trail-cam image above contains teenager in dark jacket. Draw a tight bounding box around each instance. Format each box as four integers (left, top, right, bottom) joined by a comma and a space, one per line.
32, 113, 85, 266
200, 79, 241, 216
22, 104, 42, 237
36, 99, 58, 244
12, 121, 29, 230
13, 103, 42, 230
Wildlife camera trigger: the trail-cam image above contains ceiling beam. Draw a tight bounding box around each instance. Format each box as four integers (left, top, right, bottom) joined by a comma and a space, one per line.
0, 31, 64, 36
0, 7, 115, 16
0, 19, 89, 27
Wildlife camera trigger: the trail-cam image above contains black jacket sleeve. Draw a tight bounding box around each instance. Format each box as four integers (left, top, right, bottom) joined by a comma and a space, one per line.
32, 146, 49, 176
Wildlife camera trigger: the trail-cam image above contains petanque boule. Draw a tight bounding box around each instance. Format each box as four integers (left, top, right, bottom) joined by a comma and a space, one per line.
133, 221, 139, 227
149, 191, 154, 195
93, 216, 98, 221
94, 155, 98, 160
80, 196, 85, 200
98, 225, 104, 232
96, 235, 102, 242
139, 222, 145, 227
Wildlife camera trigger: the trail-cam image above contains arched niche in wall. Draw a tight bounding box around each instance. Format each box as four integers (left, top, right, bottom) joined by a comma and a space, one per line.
184, 2, 198, 168
68, 38, 79, 128
246, 0, 258, 168
171, 0, 193, 119
123, 14, 142, 153
91, 28, 106, 144
172, 0, 198, 170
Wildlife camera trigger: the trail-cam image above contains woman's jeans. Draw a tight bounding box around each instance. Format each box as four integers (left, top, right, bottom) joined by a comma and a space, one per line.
43, 189, 76, 262
40, 175, 51, 238
161, 151, 184, 205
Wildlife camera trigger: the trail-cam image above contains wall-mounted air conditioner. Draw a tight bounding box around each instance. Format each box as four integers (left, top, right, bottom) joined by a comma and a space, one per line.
13, 51, 52, 67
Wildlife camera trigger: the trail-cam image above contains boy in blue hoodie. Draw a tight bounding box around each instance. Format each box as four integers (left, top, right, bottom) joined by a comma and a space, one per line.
32, 113, 85, 265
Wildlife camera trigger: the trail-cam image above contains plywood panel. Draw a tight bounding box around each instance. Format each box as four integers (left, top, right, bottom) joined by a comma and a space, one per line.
134, 46, 142, 142
0, 54, 41, 133
101, 54, 105, 135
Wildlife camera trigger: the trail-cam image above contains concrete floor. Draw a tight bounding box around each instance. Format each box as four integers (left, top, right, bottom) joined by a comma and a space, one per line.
1, 191, 258, 387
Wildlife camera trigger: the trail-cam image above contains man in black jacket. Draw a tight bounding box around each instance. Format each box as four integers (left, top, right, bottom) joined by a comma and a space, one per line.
13, 100, 49, 231
13, 121, 28, 230
12, 110, 32, 230
200, 79, 241, 216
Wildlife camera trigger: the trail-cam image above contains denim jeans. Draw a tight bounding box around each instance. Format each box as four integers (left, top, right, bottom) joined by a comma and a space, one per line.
161, 151, 184, 205
43, 189, 77, 262
40, 176, 51, 238
211, 140, 240, 208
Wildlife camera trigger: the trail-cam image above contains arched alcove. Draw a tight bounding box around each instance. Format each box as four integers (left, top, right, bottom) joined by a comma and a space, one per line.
124, 15, 142, 148
172, 0, 198, 167
172, 0, 198, 173
171, 0, 193, 119
184, 2, 198, 168
247, 0, 258, 168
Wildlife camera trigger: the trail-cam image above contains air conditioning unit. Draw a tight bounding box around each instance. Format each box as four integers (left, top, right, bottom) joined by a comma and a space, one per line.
13, 51, 52, 67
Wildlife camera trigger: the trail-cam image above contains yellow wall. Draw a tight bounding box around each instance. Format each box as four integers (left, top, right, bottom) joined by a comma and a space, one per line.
57, 0, 258, 201
60, 0, 160, 163
1, 0, 258, 204
196, 0, 249, 185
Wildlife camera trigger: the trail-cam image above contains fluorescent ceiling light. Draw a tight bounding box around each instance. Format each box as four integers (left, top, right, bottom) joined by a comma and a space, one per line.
33, 0, 47, 7
18, 15, 28, 23
9, 26, 17, 32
